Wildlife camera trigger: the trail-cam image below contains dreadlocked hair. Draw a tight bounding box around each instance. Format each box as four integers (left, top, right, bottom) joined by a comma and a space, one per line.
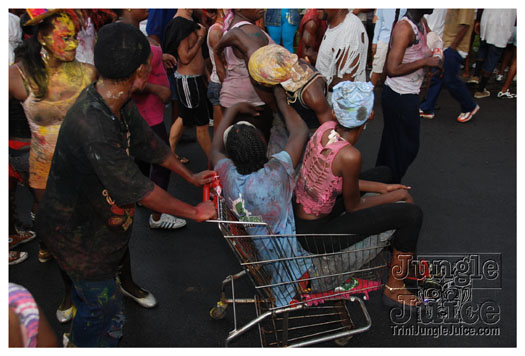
225, 124, 268, 175
15, 11, 78, 100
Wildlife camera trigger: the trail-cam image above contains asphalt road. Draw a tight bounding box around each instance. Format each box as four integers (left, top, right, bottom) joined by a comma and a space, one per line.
9, 76, 516, 347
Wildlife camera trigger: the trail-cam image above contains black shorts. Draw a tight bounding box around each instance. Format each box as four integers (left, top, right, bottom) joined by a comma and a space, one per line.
174, 74, 210, 127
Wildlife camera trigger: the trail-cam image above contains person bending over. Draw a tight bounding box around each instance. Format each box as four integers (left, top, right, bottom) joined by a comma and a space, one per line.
294, 81, 424, 310
248, 43, 333, 133
213, 9, 275, 140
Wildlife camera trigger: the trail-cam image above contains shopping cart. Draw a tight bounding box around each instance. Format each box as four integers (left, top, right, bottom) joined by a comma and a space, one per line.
205, 180, 392, 347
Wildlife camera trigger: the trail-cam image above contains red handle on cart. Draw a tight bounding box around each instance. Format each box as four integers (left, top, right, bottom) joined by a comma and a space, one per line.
203, 174, 221, 209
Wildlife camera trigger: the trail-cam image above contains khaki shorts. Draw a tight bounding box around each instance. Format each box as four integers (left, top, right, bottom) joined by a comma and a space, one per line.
371, 40, 389, 75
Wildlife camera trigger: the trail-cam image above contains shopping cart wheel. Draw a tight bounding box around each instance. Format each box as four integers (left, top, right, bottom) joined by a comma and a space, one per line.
334, 335, 353, 346
209, 304, 227, 320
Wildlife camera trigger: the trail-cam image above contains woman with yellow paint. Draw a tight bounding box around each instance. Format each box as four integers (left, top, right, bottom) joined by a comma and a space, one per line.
9, 8, 97, 326
9, 9, 96, 253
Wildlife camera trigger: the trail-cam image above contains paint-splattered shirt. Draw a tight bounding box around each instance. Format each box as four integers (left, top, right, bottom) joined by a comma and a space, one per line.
215, 151, 312, 307
36, 82, 171, 280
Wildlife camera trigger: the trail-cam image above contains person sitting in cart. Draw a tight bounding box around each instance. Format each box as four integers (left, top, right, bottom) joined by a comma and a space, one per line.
293, 80, 424, 310
210, 85, 312, 307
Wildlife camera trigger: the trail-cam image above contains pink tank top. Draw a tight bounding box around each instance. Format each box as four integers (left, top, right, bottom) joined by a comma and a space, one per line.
295, 121, 350, 216
385, 17, 432, 95
219, 21, 274, 107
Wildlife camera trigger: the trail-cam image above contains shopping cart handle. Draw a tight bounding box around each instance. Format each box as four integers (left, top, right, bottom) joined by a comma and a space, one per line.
203, 175, 221, 209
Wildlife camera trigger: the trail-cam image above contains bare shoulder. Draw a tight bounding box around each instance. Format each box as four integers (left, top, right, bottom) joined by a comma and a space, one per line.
338, 144, 361, 165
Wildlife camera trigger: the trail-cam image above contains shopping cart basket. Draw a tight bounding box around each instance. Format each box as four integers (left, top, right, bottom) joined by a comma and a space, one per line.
205, 181, 392, 347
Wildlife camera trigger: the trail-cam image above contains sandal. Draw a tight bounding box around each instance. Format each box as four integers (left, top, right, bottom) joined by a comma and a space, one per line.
382, 283, 421, 311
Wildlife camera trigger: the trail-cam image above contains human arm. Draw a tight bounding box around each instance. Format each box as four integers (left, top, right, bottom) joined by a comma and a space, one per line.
162, 53, 177, 71
210, 102, 263, 168
139, 184, 216, 222
372, 9, 383, 46
449, 24, 469, 50
301, 77, 334, 125
339, 148, 414, 212
358, 180, 411, 194
9, 64, 29, 101
274, 86, 309, 168
140, 83, 171, 104
385, 21, 442, 77
177, 24, 207, 65
300, 20, 319, 64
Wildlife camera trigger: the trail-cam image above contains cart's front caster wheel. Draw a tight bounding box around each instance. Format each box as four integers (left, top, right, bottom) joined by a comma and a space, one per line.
209, 303, 227, 320
334, 335, 352, 346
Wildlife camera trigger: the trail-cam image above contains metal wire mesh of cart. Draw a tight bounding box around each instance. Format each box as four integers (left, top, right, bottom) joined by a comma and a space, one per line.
209, 195, 393, 347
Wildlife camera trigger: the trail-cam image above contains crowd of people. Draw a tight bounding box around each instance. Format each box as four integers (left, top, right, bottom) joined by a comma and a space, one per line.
8, 8, 516, 347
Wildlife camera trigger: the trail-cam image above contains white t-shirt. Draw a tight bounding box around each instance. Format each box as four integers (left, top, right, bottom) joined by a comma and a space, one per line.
480, 9, 517, 48
75, 17, 96, 65
316, 12, 368, 87
424, 9, 447, 38
9, 13, 22, 65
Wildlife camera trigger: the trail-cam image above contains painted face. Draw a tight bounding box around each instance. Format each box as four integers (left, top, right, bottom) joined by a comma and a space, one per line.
42, 13, 78, 62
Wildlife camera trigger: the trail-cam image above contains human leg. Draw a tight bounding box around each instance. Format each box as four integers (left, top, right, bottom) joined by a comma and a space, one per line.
499, 46, 517, 97
442, 48, 477, 113
117, 247, 157, 308
265, 25, 282, 46
475, 43, 505, 97
376, 86, 420, 183
281, 9, 298, 53
70, 277, 124, 347
419, 67, 444, 116
56, 268, 74, 323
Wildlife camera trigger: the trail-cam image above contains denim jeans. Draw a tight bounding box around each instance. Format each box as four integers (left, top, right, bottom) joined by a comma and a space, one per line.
265, 9, 299, 53
70, 277, 124, 347
474, 40, 505, 76
420, 48, 477, 114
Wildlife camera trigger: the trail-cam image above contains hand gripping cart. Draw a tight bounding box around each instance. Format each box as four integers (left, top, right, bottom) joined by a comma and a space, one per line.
204, 178, 392, 347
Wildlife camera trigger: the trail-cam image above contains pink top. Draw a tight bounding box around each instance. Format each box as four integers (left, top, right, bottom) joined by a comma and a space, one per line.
295, 121, 350, 216
219, 21, 274, 107
385, 17, 432, 95
9, 283, 39, 347
133, 45, 169, 127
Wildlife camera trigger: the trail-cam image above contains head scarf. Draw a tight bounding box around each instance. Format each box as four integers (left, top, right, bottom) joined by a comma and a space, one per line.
331, 81, 374, 129
248, 44, 298, 85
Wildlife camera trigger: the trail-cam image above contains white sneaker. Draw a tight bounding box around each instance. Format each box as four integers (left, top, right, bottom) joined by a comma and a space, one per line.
496, 74, 504, 82
149, 213, 187, 230
457, 105, 480, 123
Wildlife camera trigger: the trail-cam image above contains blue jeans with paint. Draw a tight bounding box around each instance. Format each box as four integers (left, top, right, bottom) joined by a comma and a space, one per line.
420, 48, 477, 114
70, 277, 124, 347
265, 9, 299, 53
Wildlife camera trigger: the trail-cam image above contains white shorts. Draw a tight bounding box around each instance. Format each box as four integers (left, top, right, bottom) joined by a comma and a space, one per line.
371, 40, 389, 75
